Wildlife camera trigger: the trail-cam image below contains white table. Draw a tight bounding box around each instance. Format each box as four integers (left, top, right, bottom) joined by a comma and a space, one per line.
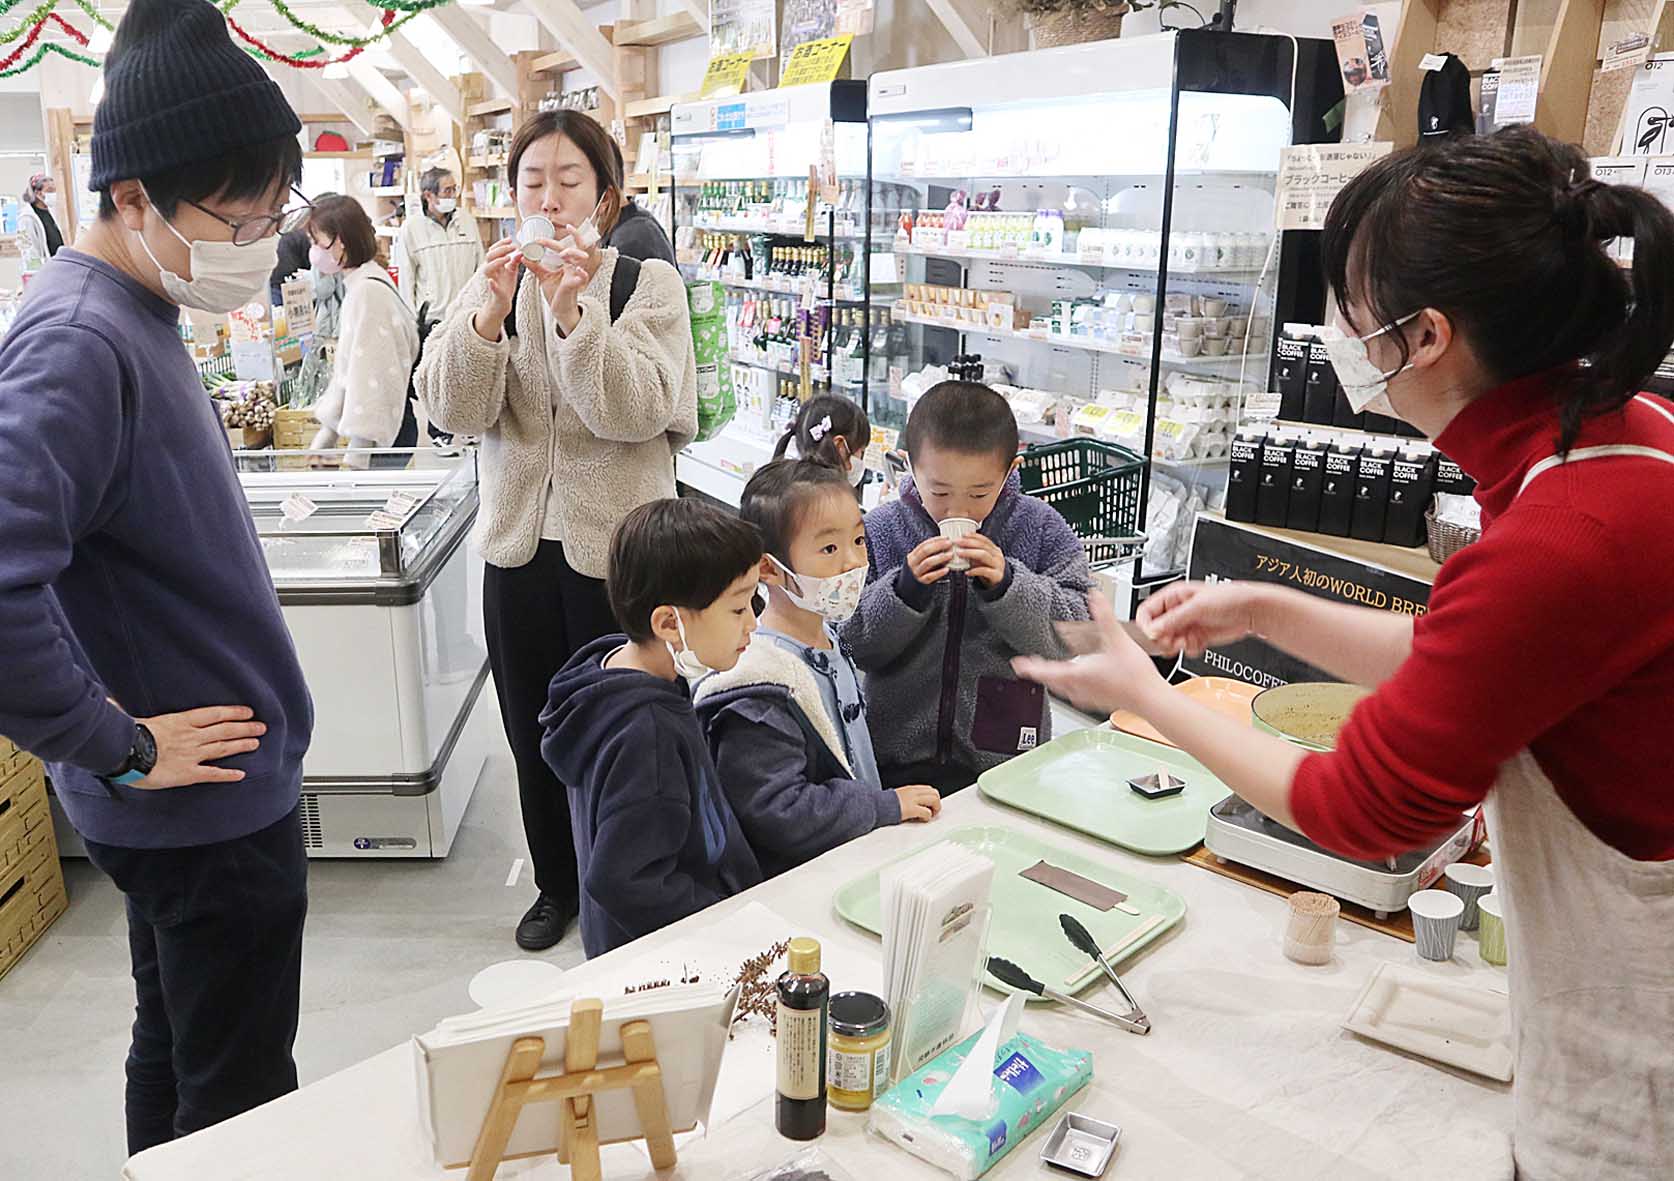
124, 777, 1514, 1180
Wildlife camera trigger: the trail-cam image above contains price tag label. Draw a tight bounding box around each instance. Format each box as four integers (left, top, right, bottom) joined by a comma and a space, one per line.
280, 493, 317, 522
779, 34, 854, 89
1244, 389, 1283, 420
383, 490, 422, 518
799, 276, 820, 312
1492, 55, 1542, 125
804, 168, 818, 242
365, 510, 405, 531
1418, 53, 1448, 73
699, 50, 754, 97
1602, 34, 1651, 74
888, 365, 904, 398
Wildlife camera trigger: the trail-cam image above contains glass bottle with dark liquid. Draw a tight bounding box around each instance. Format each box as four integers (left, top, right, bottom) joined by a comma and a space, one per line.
775, 937, 829, 1140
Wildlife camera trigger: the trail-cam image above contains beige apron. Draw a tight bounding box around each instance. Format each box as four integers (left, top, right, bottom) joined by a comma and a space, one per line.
1485, 427, 1674, 1178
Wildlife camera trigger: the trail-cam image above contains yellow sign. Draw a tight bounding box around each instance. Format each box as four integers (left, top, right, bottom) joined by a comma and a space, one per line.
779, 34, 853, 89
699, 51, 754, 98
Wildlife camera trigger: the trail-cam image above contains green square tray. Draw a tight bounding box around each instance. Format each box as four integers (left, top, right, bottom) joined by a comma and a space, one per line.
833, 826, 1185, 997
977, 728, 1234, 856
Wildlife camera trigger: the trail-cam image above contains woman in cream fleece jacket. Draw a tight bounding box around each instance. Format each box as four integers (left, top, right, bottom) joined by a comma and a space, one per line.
415, 110, 697, 953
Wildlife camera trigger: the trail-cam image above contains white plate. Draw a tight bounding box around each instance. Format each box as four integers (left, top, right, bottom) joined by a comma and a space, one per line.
1342, 962, 1514, 1082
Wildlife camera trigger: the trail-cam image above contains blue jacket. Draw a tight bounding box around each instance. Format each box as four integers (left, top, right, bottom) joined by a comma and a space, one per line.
541, 636, 762, 957
0, 251, 312, 848
695, 636, 899, 879
842, 472, 1092, 779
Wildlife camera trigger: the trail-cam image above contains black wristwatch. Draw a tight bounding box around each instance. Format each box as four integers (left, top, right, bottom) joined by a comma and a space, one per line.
101, 723, 157, 795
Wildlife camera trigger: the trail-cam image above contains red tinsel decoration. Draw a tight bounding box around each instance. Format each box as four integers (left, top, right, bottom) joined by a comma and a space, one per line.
47, 12, 88, 46
223, 8, 394, 70
0, 17, 45, 71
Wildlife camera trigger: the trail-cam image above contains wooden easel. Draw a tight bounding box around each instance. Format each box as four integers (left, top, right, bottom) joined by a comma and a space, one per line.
465, 997, 677, 1181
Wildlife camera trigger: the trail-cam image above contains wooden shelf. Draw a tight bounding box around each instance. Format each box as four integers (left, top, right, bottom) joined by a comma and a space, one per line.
468, 155, 508, 170
472, 207, 518, 220
369, 186, 406, 198
467, 98, 514, 118
531, 49, 581, 75
624, 94, 685, 120
304, 150, 370, 160
625, 173, 653, 191
613, 12, 703, 47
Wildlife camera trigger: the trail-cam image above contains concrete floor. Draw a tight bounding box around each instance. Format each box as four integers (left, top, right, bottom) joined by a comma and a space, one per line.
0, 740, 581, 1181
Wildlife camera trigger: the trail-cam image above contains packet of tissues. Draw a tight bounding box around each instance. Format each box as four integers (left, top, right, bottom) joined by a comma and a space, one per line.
869, 1020, 1093, 1179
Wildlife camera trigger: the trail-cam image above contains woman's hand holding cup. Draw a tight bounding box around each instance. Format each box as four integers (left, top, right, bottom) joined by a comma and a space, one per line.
473, 238, 523, 342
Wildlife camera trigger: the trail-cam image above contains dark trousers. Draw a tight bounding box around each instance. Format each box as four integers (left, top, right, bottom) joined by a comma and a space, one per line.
483, 539, 617, 905
83, 807, 308, 1156
881, 760, 980, 796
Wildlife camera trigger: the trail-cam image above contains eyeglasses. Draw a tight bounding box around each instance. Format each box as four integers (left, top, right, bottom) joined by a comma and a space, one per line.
184, 187, 313, 246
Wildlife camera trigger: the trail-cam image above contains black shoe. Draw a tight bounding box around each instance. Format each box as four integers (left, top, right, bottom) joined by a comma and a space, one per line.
515, 893, 577, 951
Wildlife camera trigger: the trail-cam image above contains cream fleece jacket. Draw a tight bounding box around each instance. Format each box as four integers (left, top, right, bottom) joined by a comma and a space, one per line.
415, 248, 697, 577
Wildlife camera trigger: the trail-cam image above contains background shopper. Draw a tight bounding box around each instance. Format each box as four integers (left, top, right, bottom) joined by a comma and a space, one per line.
0, 0, 313, 1153
397, 166, 484, 319
1017, 126, 1674, 1178
19, 171, 63, 262
416, 109, 697, 951
306, 196, 419, 468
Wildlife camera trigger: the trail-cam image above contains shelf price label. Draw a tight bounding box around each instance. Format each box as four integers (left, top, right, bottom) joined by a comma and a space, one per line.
699, 51, 754, 98
779, 34, 853, 89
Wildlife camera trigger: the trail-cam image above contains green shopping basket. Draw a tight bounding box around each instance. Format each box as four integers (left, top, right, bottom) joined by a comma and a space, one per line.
1018, 437, 1146, 567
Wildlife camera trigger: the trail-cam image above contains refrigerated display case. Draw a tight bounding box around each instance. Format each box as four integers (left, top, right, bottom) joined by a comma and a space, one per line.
54, 453, 497, 860
867, 30, 1341, 589
669, 81, 879, 505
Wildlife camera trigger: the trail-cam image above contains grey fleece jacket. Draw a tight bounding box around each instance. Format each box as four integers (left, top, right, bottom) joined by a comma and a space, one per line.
841, 473, 1092, 782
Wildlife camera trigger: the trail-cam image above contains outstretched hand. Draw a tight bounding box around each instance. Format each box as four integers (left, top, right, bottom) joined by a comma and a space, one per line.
1012, 593, 1170, 717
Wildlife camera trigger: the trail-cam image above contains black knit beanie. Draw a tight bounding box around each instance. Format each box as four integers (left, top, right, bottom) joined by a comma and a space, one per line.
90, 0, 301, 190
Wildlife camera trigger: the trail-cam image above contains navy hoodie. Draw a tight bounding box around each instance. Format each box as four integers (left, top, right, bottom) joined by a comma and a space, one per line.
541, 635, 762, 957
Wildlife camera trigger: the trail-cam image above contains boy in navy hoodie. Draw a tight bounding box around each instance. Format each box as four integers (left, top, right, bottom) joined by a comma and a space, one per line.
541, 499, 765, 957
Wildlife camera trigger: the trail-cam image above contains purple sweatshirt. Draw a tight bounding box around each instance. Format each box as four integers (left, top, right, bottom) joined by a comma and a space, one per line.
0, 251, 312, 848
841, 472, 1092, 782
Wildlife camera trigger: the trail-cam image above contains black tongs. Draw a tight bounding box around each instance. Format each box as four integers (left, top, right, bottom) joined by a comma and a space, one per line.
986, 955, 1150, 1036
1059, 914, 1151, 1035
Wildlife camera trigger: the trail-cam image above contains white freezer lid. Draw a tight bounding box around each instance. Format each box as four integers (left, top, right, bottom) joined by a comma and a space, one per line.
869, 31, 1179, 116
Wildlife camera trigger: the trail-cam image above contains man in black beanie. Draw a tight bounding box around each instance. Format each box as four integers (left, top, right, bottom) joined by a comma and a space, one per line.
0, 0, 315, 1157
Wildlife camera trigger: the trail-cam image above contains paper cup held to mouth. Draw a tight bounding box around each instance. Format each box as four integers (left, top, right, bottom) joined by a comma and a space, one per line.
518, 215, 556, 262
940, 517, 978, 570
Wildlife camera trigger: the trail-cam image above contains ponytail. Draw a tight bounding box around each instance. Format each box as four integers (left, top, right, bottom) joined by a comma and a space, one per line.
1322, 125, 1674, 453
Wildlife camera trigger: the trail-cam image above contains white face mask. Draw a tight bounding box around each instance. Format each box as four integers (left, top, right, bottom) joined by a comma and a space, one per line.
134, 195, 278, 313
770, 555, 867, 623
664, 608, 711, 681
1313, 310, 1421, 419
433, 197, 457, 215
848, 456, 867, 487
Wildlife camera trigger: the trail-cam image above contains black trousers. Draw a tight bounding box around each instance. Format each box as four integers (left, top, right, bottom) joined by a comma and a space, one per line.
83, 807, 308, 1156
483, 539, 617, 905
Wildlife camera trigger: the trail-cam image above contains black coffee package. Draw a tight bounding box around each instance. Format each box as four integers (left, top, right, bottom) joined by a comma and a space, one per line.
1226, 429, 1263, 522
1286, 440, 1325, 532
1332, 385, 1367, 430
1274, 331, 1310, 422
1384, 448, 1436, 547
1363, 407, 1401, 436
1303, 338, 1337, 425
1317, 442, 1360, 537
1434, 452, 1476, 496
1256, 434, 1295, 527
1351, 447, 1395, 542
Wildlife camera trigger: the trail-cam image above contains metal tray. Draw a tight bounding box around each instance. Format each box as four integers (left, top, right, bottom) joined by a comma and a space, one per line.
833, 826, 1185, 997
977, 728, 1234, 856
1204, 795, 1482, 916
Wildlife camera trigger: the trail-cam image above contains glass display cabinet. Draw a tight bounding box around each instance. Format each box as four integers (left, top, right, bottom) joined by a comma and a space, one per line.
866, 29, 1341, 590
668, 81, 875, 505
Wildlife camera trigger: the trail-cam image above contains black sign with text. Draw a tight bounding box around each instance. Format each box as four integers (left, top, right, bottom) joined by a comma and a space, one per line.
1181, 516, 1435, 688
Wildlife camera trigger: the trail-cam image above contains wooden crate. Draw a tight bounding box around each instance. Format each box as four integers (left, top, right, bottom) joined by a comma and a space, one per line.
0, 755, 68, 983
274, 407, 328, 471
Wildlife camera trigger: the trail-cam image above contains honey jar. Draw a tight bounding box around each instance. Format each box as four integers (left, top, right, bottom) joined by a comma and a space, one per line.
827, 991, 892, 1111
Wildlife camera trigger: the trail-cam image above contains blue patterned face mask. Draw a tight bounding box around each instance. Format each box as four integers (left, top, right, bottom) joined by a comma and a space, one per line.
769, 555, 867, 623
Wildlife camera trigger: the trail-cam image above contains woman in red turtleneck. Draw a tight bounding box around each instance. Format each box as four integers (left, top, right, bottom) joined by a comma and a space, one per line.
1017, 126, 1674, 1180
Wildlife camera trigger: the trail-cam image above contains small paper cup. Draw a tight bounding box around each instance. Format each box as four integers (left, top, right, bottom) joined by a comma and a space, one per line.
1442, 862, 1495, 931
1408, 889, 1465, 962
1477, 893, 1507, 966
518, 215, 555, 262
1177, 337, 1203, 357
1132, 313, 1155, 334
1202, 297, 1229, 317
1176, 317, 1204, 341
939, 517, 978, 571
1283, 890, 1340, 966
1132, 294, 1156, 314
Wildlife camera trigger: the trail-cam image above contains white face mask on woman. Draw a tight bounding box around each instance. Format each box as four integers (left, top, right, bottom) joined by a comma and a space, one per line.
1312, 310, 1421, 420
133, 193, 277, 313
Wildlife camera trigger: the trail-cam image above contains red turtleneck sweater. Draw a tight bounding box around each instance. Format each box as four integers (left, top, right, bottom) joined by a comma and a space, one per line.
1290, 375, 1674, 861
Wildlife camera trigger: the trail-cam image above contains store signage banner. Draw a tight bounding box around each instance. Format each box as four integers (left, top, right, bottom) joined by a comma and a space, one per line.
699, 51, 754, 98
1181, 515, 1433, 688
1331, 9, 1391, 94
779, 34, 853, 89
1623, 55, 1674, 154
781, 0, 840, 70
281, 278, 314, 340
1275, 142, 1392, 231
711, 0, 776, 61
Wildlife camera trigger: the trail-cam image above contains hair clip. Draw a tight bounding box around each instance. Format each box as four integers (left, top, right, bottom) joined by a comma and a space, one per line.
809, 415, 832, 441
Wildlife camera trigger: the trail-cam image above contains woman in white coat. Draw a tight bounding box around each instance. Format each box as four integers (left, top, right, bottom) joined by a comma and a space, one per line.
306, 196, 419, 469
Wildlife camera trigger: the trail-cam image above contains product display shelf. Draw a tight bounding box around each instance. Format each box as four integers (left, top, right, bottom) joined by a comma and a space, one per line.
687, 214, 867, 240
679, 265, 875, 304
866, 30, 1342, 592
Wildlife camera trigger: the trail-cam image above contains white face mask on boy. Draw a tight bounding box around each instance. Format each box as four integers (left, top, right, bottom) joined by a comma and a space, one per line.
665, 608, 711, 681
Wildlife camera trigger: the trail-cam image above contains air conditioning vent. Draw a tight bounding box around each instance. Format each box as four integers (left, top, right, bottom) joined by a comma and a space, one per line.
299, 793, 324, 850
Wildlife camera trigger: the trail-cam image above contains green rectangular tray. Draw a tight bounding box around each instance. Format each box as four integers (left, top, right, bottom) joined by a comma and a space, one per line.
977, 727, 1234, 856
833, 826, 1185, 997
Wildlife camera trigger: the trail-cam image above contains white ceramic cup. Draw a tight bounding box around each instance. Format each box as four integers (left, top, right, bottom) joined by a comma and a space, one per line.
1132, 313, 1155, 334
1132, 294, 1156, 314
1204, 337, 1229, 356
1409, 889, 1466, 961
939, 517, 979, 570
1201, 297, 1229, 317
1177, 317, 1204, 341
1177, 337, 1203, 357
1442, 862, 1495, 930
518, 215, 556, 262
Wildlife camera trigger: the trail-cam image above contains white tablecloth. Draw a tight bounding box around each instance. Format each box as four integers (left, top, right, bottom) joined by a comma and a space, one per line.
124, 779, 1514, 1180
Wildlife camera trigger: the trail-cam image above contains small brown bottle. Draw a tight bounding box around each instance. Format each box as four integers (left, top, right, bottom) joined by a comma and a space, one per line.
775, 936, 829, 1140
